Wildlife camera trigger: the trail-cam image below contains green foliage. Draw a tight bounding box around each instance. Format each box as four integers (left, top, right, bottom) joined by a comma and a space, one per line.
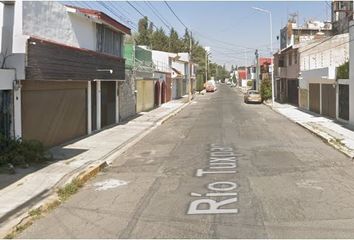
337, 61, 349, 79
58, 178, 83, 202
232, 74, 236, 83
151, 27, 169, 51
136, 17, 151, 46
0, 135, 49, 167
134, 17, 229, 83
208, 63, 229, 80
169, 28, 183, 53
196, 75, 205, 91
260, 78, 272, 100
247, 80, 253, 87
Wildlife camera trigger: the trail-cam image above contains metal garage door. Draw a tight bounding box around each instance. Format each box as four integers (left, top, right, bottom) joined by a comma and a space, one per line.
22, 81, 87, 147
136, 80, 154, 113
166, 74, 171, 102
339, 84, 349, 120
309, 83, 320, 114
321, 84, 336, 119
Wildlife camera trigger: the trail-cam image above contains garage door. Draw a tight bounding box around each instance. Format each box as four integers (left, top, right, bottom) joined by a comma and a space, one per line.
309, 83, 320, 114
22, 81, 87, 147
166, 74, 172, 102
321, 84, 336, 119
136, 80, 154, 113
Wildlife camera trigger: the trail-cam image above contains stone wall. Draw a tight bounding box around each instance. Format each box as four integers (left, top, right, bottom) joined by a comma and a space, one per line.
119, 70, 136, 121
299, 88, 309, 110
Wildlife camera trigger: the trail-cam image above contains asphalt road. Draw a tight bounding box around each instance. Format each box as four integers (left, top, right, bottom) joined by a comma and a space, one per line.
19, 85, 354, 238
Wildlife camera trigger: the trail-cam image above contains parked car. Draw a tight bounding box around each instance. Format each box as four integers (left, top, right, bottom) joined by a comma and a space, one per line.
244, 90, 262, 103
206, 80, 217, 92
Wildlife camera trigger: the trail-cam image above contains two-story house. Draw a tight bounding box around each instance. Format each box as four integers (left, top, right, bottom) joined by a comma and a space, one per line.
274, 45, 300, 105
299, 33, 349, 119
1, 1, 131, 147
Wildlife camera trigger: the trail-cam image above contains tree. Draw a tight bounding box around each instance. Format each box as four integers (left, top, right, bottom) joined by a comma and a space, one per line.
232, 73, 236, 83
182, 29, 191, 52
136, 16, 151, 46
169, 28, 183, 52
151, 28, 169, 51
260, 77, 272, 100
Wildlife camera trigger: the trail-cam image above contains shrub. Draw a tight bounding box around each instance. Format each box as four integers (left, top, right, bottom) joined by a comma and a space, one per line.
247, 80, 253, 87
260, 78, 272, 100
337, 61, 349, 79
0, 135, 49, 167
196, 75, 205, 92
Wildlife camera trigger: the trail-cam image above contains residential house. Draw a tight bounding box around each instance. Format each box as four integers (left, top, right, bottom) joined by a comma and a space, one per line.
274, 46, 300, 105
152, 49, 175, 102
280, 18, 332, 50
275, 18, 332, 106
1, 1, 131, 146
125, 44, 157, 113
152, 50, 192, 100
345, 20, 354, 125
299, 33, 349, 119
332, 0, 353, 35
0, 2, 15, 138
172, 52, 191, 98
259, 58, 271, 81
237, 66, 247, 88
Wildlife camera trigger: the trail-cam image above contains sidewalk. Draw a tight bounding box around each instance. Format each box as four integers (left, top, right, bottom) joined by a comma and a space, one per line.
0, 97, 189, 237
266, 101, 354, 159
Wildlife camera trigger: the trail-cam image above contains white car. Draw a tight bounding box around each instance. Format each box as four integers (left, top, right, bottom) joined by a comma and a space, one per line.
206, 80, 217, 92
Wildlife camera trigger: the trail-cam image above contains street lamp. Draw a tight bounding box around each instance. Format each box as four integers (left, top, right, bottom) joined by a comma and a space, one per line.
252, 6, 275, 106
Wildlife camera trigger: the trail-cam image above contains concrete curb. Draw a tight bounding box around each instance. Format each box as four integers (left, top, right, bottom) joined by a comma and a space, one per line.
0, 100, 190, 239
262, 102, 354, 160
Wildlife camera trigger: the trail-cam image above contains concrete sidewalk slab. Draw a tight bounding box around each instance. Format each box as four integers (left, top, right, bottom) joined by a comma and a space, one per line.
265, 101, 354, 159
0, 98, 190, 238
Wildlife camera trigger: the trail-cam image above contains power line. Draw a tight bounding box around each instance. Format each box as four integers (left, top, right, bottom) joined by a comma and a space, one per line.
127, 1, 145, 18
164, 1, 188, 30
126, 1, 159, 31
107, 2, 138, 28
144, 1, 172, 31
90, 1, 138, 31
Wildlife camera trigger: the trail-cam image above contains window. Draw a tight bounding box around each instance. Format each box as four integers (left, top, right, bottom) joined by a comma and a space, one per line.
288, 53, 292, 66
96, 24, 123, 57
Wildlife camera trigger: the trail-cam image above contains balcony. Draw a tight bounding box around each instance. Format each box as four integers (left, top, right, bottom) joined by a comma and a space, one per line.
278, 67, 287, 78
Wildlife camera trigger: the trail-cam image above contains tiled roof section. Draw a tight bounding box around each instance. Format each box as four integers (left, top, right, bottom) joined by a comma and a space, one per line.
66, 5, 131, 35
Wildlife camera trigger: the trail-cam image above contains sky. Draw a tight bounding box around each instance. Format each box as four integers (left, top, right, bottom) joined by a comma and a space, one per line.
66, 1, 331, 69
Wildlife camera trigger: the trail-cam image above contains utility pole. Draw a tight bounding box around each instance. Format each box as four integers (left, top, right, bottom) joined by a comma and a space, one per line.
244, 49, 248, 80
252, 6, 274, 106
255, 49, 259, 90
188, 30, 192, 101
205, 51, 208, 85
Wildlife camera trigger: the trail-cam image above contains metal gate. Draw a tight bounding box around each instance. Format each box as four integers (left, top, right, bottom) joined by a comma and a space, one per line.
339, 84, 349, 120
0, 90, 11, 138
101, 81, 116, 127
321, 84, 336, 119
287, 79, 299, 106
309, 83, 320, 114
